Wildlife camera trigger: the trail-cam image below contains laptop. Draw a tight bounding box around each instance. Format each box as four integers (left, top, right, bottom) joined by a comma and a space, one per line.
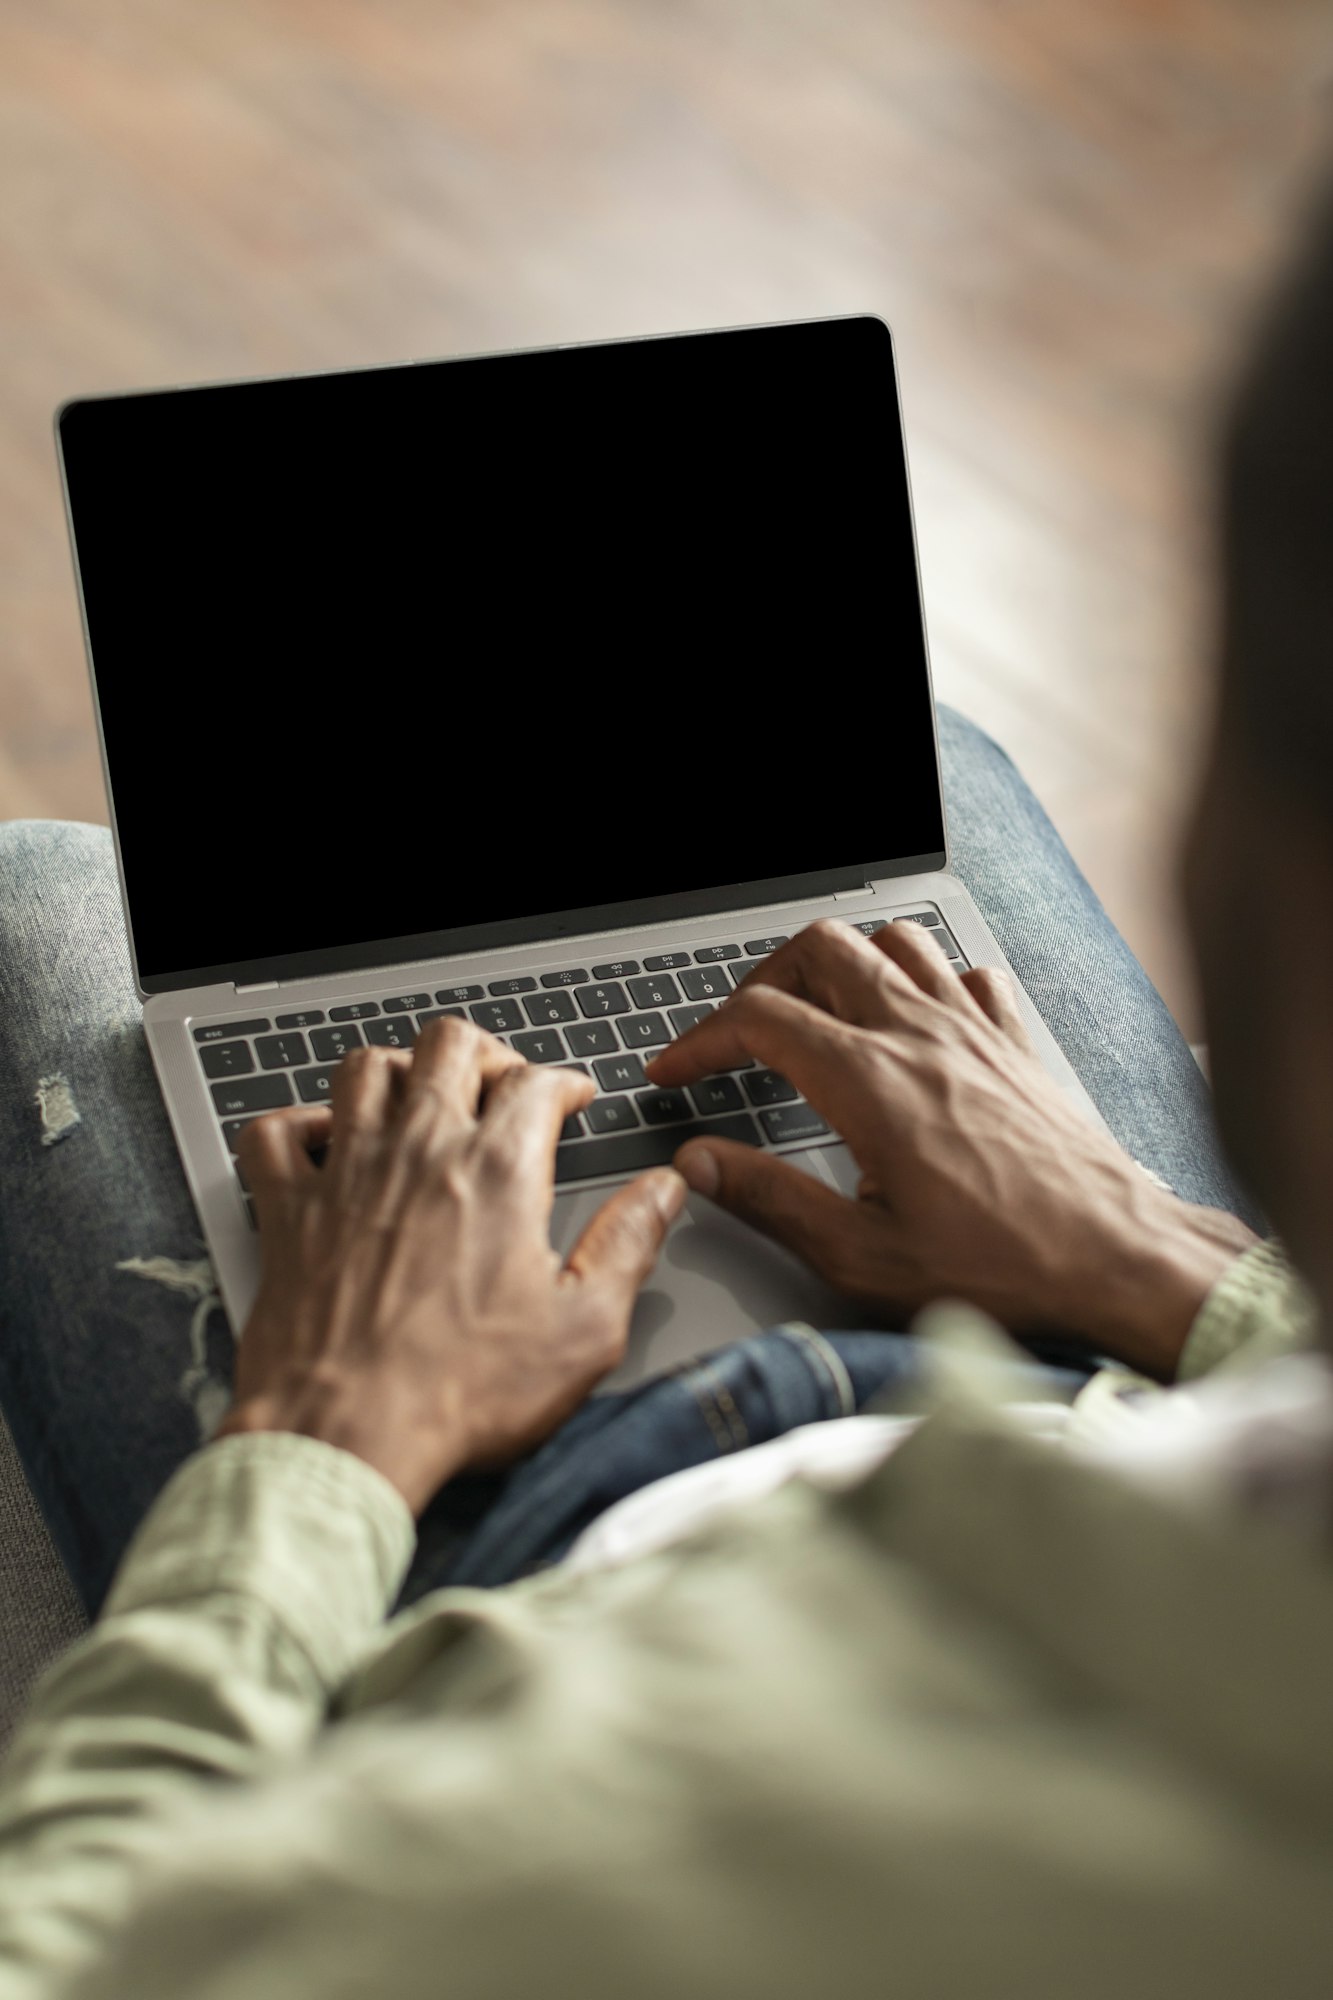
56, 315, 1104, 1390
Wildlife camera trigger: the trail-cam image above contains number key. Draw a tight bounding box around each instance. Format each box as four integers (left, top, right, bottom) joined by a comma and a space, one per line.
523, 991, 578, 1027
627, 973, 681, 1009
365, 1017, 416, 1049
680, 966, 731, 1002
311, 1023, 364, 1061
255, 1032, 310, 1070
576, 982, 629, 1019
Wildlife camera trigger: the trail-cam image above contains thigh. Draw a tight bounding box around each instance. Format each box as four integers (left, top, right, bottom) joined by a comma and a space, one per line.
0, 822, 235, 1615
405, 1325, 1092, 1596
937, 706, 1262, 1229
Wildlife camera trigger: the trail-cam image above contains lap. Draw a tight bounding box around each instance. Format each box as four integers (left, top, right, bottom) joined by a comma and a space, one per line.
0, 713, 1246, 1609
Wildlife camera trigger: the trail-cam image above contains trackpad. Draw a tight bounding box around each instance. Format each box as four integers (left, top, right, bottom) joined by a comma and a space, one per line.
549, 1143, 872, 1391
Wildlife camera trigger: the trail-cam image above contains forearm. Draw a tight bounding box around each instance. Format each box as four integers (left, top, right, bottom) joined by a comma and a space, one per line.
0, 1434, 413, 1999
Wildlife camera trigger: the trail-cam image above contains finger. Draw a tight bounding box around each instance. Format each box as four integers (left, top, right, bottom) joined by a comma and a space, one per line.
327, 1046, 406, 1183
236, 1105, 333, 1197
646, 984, 884, 1143
563, 1168, 687, 1302
473, 1061, 597, 1200
672, 1136, 882, 1291
871, 918, 971, 1007
959, 965, 1034, 1049
730, 918, 920, 1030
403, 1016, 522, 1126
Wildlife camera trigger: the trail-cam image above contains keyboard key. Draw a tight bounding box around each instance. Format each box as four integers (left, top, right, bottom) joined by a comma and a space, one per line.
512, 1028, 566, 1064
296, 1065, 340, 1103
383, 992, 432, 1014
744, 937, 788, 956
488, 977, 536, 996
593, 1053, 648, 1093
762, 1103, 831, 1145
637, 1088, 691, 1126
729, 961, 758, 985
221, 1117, 258, 1153
523, 991, 578, 1027
560, 1113, 585, 1143
893, 911, 941, 928
642, 951, 691, 971
693, 944, 740, 962
255, 1032, 311, 1070
554, 1112, 760, 1185
558, 1062, 591, 1077
567, 1020, 619, 1058
592, 959, 640, 980
275, 1010, 325, 1030
330, 1001, 381, 1021
668, 1002, 715, 1037
470, 998, 523, 1034
199, 1041, 254, 1079
210, 1074, 293, 1117
627, 973, 681, 1009
311, 1023, 364, 1060
576, 982, 630, 1019
540, 968, 589, 988
587, 1095, 639, 1135
365, 1017, 416, 1049
436, 984, 484, 1005
680, 966, 731, 1002
853, 920, 887, 937
194, 1017, 270, 1044
743, 1068, 799, 1107
417, 1008, 465, 1027
619, 1012, 670, 1050
688, 1076, 744, 1116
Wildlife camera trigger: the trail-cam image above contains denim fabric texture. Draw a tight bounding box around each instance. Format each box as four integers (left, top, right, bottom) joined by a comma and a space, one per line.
0, 708, 1257, 1613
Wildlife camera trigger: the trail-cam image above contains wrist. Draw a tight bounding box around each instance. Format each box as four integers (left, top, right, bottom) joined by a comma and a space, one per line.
216, 1374, 468, 1515
1061, 1198, 1256, 1378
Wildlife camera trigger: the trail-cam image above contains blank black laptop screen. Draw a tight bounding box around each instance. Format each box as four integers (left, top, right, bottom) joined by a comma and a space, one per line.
58, 317, 945, 992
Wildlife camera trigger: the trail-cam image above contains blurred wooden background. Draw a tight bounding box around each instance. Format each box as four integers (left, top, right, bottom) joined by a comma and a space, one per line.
1, 0, 1329, 1034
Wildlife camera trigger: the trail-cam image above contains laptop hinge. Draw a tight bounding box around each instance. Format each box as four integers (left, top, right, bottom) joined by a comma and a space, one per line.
235, 980, 280, 995
831, 883, 875, 901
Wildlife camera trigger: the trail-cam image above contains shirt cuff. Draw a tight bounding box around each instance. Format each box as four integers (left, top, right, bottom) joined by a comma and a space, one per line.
103, 1433, 417, 1695
1175, 1239, 1320, 1383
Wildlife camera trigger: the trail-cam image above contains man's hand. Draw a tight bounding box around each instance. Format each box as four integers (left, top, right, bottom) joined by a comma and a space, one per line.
647, 921, 1255, 1377
218, 1020, 685, 1514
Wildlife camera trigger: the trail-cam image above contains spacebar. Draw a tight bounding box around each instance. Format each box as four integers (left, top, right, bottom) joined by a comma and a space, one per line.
555, 1113, 761, 1184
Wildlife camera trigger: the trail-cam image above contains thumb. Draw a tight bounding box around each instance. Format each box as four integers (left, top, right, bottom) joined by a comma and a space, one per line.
673, 1136, 865, 1284
564, 1167, 687, 1300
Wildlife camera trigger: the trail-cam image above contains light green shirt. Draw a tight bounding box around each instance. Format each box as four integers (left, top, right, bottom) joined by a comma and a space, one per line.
0, 1245, 1327, 2000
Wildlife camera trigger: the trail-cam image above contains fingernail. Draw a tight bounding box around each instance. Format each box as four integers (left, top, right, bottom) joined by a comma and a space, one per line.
676, 1144, 719, 1196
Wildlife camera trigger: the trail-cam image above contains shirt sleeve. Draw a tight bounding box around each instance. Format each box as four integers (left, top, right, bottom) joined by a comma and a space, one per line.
0, 1432, 415, 2000
1174, 1240, 1320, 1382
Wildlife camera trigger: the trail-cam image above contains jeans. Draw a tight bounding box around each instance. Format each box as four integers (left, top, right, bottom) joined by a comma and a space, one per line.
0, 709, 1257, 1614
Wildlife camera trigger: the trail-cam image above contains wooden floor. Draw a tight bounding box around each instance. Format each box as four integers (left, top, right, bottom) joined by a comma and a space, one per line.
1, 0, 1327, 1033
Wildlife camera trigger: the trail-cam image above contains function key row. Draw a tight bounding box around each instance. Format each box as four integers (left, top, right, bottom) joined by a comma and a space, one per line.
193, 916, 964, 1053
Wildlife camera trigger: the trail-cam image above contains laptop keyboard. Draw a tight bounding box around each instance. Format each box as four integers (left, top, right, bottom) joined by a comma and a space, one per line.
195, 913, 968, 1225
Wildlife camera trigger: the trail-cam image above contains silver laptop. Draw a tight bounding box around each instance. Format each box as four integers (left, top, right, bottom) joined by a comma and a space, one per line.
56, 316, 1103, 1390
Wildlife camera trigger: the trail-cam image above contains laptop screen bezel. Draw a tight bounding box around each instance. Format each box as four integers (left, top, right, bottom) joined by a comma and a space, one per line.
56, 316, 949, 999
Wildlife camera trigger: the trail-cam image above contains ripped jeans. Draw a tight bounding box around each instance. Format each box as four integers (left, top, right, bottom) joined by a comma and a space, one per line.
0, 709, 1259, 1613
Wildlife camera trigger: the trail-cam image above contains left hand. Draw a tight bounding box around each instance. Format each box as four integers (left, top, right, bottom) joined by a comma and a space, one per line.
219, 1020, 686, 1513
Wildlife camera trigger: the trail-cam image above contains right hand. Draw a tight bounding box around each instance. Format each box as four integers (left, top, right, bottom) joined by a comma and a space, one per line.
646, 921, 1254, 1376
